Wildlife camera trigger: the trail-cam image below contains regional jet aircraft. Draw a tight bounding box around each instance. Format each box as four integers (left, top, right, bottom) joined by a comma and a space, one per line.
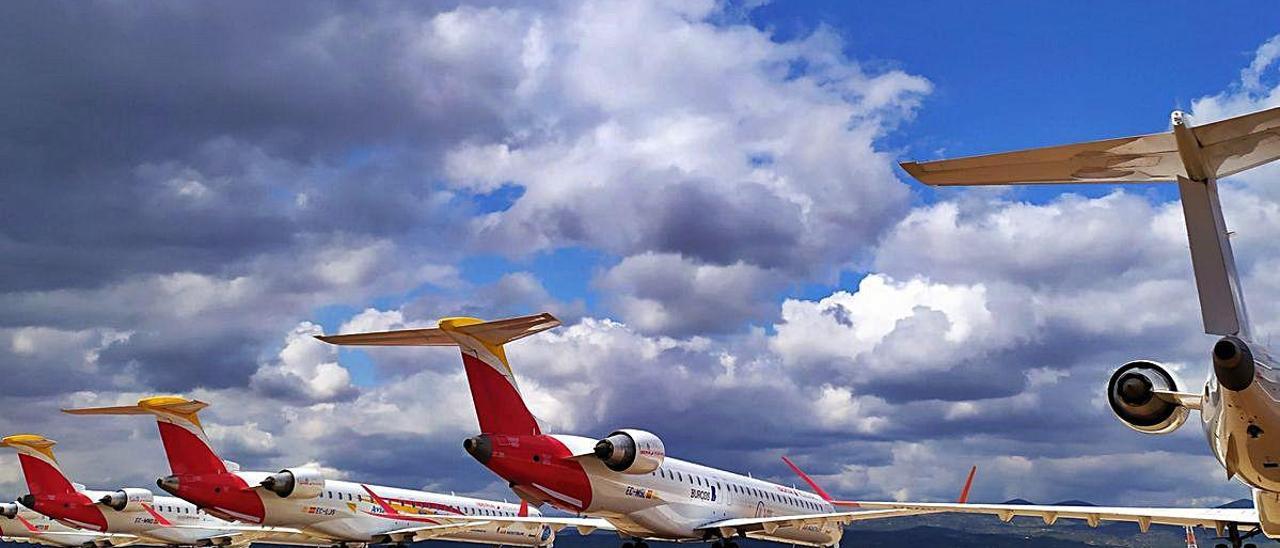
3, 434, 319, 547
877, 106, 1280, 548
0, 501, 121, 547
64, 396, 607, 547
316, 314, 973, 548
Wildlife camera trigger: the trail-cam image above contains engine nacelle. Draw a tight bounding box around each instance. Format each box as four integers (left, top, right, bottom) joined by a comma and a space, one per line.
1107, 360, 1189, 434
99, 488, 154, 512
593, 429, 665, 474
260, 468, 324, 499
0, 502, 19, 519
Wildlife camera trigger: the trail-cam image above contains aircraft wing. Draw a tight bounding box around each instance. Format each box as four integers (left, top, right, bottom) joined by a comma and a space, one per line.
901, 106, 1280, 186
380, 515, 615, 543
696, 508, 934, 537
850, 501, 1258, 533
148, 524, 332, 546
426, 514, 614, 535
27, 531, 141, 546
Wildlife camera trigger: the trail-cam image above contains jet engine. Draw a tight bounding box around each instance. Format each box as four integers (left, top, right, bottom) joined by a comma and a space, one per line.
1107, 360, 1189, 434
0, 502, 19, 519
99, 488, 154, 512
593, 429, 665, 474
259, 468, 324, 499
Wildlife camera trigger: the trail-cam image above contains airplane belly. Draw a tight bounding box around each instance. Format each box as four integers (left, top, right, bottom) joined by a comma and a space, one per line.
305, 517, 377, 541
437, 523, 554, 547
1205, 371, 1280, 492
136, 526, 214, 545
607, 505, 699, 539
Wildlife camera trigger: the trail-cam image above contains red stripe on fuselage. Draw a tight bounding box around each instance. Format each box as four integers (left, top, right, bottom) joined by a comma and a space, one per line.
157, 422, 227, 476
461, 353, 540, 435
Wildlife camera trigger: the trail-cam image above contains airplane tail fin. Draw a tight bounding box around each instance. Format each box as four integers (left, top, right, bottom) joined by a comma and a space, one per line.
901, 107, 1280, 337
63, 396, 228, 476
317, 313, 560, 435
1, 435, 77, 496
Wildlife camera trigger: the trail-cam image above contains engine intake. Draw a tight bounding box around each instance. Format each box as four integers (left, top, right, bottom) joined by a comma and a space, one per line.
0, 502, 18, 519
260, 468, 324, 499
99, 488, 154, 512
593, 429, 665, 474
1107, 360, 1189, 434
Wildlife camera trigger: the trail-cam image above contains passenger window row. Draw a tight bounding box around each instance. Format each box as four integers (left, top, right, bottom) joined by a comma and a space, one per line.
649, 467, 825, 512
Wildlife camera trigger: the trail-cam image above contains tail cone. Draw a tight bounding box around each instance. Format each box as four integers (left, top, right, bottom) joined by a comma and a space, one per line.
157, 476, 180, 496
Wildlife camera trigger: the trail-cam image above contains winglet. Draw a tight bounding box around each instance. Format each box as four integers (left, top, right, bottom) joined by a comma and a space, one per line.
956, 465, 977, 503
780, 456, 834, 501
361, 485, 401, 517
781, 456, 862, 507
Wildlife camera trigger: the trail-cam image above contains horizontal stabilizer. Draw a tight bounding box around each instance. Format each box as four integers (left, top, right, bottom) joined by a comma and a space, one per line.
316, 313, 561, 347
63, 396, 209, 424
902, 106, 1280, 186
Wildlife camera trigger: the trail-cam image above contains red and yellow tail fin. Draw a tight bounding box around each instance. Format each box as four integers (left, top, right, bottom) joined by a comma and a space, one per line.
1, 434, 76, 496
63, 396, 227, 476
317, 313, 560, 436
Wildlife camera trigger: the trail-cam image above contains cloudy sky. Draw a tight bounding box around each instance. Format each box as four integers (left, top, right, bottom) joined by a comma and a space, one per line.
2, 1, 1280, 510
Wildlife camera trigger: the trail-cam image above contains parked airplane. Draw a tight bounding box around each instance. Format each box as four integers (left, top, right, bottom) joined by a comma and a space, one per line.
315, 314, 968, 548
0, 501, 120, 547
63, 396, 608, 547
879, 106, 1280, 548
3, 434, 318, 547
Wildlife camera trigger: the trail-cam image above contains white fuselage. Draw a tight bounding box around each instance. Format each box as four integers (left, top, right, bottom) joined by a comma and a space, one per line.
1, 508, 104, 547
72, 490, 254, 545
555, 435, 841, 547
231, 474, 554, 546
